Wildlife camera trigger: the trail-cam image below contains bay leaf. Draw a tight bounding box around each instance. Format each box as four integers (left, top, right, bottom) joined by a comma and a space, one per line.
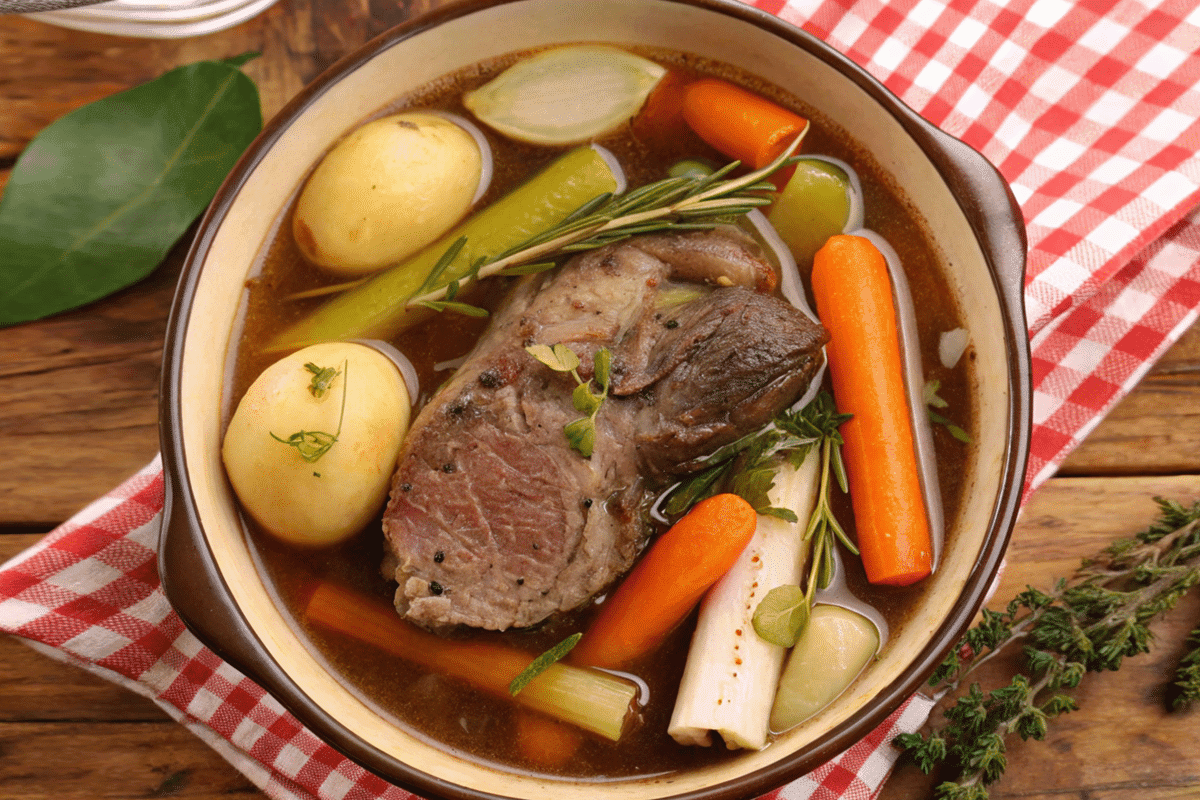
0, 58, 262, 327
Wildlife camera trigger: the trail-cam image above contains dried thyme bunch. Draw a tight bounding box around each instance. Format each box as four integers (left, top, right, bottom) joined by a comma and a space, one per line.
894, 496, 1200, 800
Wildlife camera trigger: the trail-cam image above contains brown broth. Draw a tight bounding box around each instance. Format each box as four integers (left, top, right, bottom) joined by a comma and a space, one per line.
230, 46, 974, 779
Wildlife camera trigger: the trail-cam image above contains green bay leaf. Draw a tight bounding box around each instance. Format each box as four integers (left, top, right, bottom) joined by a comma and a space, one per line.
0, 57, 262, 327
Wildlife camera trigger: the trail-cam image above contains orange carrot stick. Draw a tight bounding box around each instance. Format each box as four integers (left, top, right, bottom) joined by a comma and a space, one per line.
307, 582, 541, 695
515, 710, 584, 769
571, 493, 757, 670
305, 582, 637, 740
630, 69, 694, 149
681, 78, 808, 170
810, 234, 932, 586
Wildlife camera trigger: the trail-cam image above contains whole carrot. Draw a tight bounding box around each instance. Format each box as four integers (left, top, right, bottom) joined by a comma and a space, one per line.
810, 234, 932, 586
571, 493, 758, 670
681, 78, 808, 170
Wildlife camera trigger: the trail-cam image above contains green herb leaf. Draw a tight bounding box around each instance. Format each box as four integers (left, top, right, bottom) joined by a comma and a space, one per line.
509, 632, 583, 696
564, 417, 596, 458
271, 360, 347, 464
924, 379, 949, 408
593, 347, 612, 390
500, 261, 559, 276
896, 496, 1200, 798
304, 362, 341, 398
930, 409, 973, 443
270, 429, 339, 462
572, 381, 602, 416
417, 300, 490, 317
526, 343, 580, 373
405, 128, 808, 313
526, 343, 611, 458
925, 379, 972, 443
752, 585, 810, 647
0, 57, 262, 327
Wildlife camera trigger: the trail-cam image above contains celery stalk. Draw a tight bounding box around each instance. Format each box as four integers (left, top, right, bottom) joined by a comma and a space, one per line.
667, 452, 820, 749
268, 145, 619, 351
517, 662, 638, 741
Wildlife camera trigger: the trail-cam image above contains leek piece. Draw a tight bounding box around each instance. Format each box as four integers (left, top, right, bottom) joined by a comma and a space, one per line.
268, 145, 619, 351
769, 604, 880, 732
767, 159, 851, 268
667, 452, 820, 750
464, 45, 666, 145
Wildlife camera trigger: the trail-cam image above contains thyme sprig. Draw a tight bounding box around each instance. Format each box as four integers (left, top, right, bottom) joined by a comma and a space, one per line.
270, 360, 347, 464
925, 379, 972, 444
403, 127, 808, 316
777, 392, 857, 594
895, 496, 1200, 800
525, 343, 612, 457
661, 391, 853, 591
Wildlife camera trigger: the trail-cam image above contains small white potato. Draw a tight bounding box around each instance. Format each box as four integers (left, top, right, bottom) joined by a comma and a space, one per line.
293, 112, 483, 277
222, 342, 411, 546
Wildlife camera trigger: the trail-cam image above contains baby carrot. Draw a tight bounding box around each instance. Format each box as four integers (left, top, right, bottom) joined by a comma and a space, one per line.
810, 234, 932, 586
571, 493, 757, 670
681, 78, 808, 170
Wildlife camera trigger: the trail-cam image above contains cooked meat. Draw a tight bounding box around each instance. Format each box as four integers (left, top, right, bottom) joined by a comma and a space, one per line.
381, 226, 828, 631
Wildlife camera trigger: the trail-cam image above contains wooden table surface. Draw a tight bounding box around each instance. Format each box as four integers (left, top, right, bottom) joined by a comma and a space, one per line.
2, 2, 1198, 798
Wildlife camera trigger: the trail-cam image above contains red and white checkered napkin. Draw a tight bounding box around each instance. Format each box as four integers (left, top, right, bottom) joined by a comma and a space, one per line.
3, 0, 1200, 797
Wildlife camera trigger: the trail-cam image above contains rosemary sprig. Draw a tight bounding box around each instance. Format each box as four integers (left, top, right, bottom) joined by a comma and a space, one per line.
403, 127, 808, 314
895, 496, 1200, 800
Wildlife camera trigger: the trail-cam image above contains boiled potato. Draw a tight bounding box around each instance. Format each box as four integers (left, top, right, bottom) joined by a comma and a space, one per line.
293, 112, 484, 277
222, 342, 411, 546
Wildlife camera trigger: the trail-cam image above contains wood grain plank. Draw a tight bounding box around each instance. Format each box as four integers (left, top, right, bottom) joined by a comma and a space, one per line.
0, 636, 168, 724
882, 474, 1200, 800
1060, 319, 1200, 475
0, 722, 259, 798
0, 245, 178, 525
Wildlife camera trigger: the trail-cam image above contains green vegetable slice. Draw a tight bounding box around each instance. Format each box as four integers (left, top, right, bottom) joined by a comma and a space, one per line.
465, 45, 666, 145
769, 605, 880, 731
767, 159, 851, 268
0, 57, 261, 327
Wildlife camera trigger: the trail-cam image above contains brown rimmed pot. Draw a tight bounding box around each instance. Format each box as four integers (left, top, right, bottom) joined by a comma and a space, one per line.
159, 1, 1031, 798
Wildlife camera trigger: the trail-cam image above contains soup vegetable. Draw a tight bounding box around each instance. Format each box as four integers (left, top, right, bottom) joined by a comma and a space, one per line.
222, 44, 972, 776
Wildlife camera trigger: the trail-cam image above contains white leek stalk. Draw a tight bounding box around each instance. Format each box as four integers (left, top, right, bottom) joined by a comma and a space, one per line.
668, 452, 820, 749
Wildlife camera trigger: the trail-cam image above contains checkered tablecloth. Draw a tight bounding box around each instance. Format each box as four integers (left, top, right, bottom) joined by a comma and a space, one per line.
3, 0, 1200, 798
